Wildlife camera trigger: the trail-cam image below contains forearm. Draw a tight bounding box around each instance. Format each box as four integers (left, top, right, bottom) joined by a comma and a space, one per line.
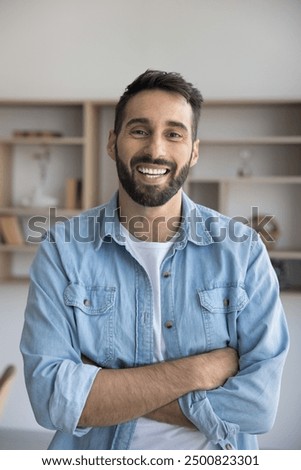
79, 356, 200, 427
79, 348, 238, 428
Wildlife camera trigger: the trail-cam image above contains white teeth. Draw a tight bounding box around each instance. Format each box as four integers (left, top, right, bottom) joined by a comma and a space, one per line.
138, 167, 167, 176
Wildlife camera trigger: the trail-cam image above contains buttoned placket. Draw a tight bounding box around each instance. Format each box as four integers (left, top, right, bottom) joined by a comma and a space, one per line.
160, 246, 184, 361
111, 247, 155, 450
114, 233, 156, 367
134, 260, 154, 366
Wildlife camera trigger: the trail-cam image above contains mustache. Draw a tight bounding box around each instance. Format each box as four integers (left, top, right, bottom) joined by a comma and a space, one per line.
130, 155, 176, 171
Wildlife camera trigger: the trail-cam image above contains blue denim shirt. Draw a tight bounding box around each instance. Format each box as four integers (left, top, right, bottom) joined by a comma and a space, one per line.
20, 192, 289, 450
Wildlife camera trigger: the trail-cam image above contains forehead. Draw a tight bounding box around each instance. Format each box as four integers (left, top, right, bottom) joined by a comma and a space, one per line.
122, 89, 194, 131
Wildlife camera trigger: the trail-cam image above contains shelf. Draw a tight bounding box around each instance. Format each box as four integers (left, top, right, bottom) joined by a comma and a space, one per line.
0, 137, 85, 146
200, 136, 301, 145
190, 176, 301, 184
1, 98, 301, 282
0, 276, 30, 284
0, 98, 100, 282
203, 99, 301, 106
0, 206, 81, 216
268, 250, 301, 260
0, 244, 37, 253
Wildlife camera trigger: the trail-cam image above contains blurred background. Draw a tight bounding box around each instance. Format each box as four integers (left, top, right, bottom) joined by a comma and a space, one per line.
0, 0, 300, 449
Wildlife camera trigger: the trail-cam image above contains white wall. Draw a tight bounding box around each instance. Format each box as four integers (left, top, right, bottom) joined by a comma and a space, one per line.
258, 294, 301, 450
0, 0, 301, 100
0, 284, 36, 430
1, 0, 301, 449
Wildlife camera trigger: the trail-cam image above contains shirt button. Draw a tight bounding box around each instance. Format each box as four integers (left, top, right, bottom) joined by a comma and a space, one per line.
163, 271, 171, 278
165, 320, 173, 329
225, 443, 233, 450
83, 299, 91, 307
223, 298, 230, 307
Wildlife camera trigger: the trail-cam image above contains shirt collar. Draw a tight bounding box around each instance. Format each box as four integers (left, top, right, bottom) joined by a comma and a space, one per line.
177, 192, 214, 247
94, 191, 214, 250
94, 192, 124, 250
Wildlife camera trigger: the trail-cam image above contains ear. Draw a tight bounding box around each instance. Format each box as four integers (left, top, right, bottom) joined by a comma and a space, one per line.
107, 130, 117, 162
190, 139, 200, 168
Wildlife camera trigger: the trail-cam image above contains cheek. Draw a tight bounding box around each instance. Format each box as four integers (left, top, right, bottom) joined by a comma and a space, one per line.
174, 148, 194, 168
116, 139, 139, 160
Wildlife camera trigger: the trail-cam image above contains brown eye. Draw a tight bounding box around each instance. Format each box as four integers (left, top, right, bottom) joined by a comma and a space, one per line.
131, 129, 148, 137
168, 132, 182, 140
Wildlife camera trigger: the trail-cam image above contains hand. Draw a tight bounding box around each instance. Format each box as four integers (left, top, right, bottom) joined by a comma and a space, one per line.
198, 347, 239, 390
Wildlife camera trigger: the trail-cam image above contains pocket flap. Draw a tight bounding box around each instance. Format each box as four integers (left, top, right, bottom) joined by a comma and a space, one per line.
198, 285, 248, 314
64, 283, 116, 315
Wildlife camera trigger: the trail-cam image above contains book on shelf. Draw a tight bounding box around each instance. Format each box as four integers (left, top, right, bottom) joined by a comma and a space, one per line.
0, 216, 24, 245
65, 178, 82, 210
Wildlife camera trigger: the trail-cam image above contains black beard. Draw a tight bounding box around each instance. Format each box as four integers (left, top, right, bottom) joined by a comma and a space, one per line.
115, 146, 192, 207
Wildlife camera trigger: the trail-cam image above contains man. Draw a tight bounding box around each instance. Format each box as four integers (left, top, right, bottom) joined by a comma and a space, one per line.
20, 70, 289, 450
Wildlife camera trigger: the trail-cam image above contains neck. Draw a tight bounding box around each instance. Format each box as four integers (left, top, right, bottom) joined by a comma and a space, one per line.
118, 186, 183, 242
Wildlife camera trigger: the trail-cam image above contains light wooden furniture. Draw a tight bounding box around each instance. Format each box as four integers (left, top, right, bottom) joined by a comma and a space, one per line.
188, 100, 301, 258
0, 365, 16, 416
1, 99, 301, 286
0, 100, 115, 280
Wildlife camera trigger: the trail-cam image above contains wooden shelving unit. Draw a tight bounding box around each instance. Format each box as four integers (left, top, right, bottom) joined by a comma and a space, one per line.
0, 100, 100, 281
1, 98, 301, 288
188, 99, 301, 291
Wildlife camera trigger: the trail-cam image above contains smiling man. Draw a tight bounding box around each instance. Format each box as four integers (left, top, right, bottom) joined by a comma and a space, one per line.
108, 86, 200, 241
110, 88, 199, 212
20, 70, 289, 450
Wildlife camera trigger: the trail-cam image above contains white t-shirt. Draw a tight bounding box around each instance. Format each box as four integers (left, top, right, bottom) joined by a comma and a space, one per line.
121, 225, 210, 450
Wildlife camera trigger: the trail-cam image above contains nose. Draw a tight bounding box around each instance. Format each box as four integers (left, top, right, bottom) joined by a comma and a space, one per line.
143, 133, 166, 159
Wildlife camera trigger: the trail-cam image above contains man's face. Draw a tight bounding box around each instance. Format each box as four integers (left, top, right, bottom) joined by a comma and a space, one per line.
108, 89, 199, 207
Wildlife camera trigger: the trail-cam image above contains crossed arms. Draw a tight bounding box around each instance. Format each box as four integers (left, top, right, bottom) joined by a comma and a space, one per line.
79, 348, 238, 428
21, 230, 289, 439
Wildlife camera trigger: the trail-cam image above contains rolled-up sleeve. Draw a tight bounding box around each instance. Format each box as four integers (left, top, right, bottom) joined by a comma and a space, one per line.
20, 230, 99, 435
179, 238, 290, 448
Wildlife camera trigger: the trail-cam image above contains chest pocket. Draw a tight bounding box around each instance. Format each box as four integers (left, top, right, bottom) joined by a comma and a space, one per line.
64, 283, 116, 366
198, 285, 249, 350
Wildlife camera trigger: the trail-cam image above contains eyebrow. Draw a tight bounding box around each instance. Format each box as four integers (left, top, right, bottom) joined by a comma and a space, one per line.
125, 118, 189, 133
125, 118, 150, 128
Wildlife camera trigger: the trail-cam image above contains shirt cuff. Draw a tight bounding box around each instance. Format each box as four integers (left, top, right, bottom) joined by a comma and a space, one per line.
179, 391, 239, 450
49, 361, 100, 435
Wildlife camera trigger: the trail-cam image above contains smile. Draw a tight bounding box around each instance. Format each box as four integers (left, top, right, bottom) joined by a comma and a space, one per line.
137, 166, 170, 178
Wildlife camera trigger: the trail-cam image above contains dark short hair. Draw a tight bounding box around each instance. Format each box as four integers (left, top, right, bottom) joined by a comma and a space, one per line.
114, 69, 203, 140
